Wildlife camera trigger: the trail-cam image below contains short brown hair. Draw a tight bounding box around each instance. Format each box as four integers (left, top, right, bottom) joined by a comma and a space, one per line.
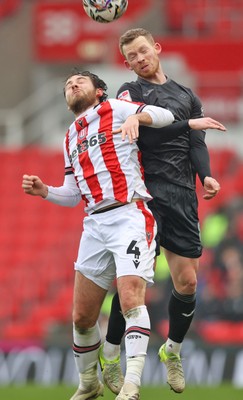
119, 28, 155, 56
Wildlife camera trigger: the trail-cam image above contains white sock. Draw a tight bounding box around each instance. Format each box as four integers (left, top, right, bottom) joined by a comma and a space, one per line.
79, 365, 98, 390
122, 382, 139, 393
124, 305, 150, 357
125, 356, 145, 387
165, 338, 182, 355
123, 305, 150, 387
73, 322, 101, 373
103, 341, 121, 360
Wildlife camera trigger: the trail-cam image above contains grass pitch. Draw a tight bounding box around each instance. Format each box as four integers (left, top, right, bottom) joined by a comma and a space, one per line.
0, 384, 242, 399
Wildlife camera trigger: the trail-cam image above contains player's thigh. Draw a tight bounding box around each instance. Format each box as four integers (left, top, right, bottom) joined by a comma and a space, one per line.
75, 216, 116, 290
152, 184, 202, 258
111, 202, 156, 286
73, 270, 107, 325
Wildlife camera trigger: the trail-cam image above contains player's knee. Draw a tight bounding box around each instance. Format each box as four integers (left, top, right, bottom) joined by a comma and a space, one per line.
72, 310, 95, 330
175, 273, 197, 294
187, 279, 197, 293
183, 276, 197, 293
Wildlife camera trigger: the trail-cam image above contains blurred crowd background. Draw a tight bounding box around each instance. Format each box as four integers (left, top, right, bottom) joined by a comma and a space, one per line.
0, 0, 243, 358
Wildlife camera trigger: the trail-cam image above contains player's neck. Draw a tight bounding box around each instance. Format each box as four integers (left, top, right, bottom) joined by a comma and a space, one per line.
141, 71, 167, 85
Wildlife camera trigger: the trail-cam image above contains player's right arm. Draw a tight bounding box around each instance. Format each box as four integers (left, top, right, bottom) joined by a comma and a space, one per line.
22, 174, 48, 197
22, 172, 81, 207
22, 142, 81, 207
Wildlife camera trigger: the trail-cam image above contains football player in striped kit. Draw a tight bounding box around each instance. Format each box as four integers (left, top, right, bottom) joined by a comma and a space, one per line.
22, 70, 225, 400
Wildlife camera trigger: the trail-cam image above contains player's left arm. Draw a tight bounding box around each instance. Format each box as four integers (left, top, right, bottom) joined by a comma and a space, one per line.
203, 176, 221, 200
190, 132, 222, 199
189, 94, 222, 198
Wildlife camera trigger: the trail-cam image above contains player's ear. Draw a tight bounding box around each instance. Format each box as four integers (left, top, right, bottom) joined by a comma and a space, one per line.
154, 42, 162, 54
124, 60, 133, 71
96, 88, 104, 98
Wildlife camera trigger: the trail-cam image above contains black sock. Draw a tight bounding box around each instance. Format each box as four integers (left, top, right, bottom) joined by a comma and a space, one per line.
106, 292, 126, 345
168, 289, 196, 343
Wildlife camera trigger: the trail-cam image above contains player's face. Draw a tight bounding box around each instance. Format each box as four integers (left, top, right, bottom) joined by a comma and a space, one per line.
123, 36, 161, 79
64, 75, 98, 115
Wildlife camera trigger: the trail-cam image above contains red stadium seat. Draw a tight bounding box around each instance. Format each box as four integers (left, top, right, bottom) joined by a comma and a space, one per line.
1, 148, 243, 343
0, 0, 22, 19
164, 0, 243, 38
197, 321, 243, 344
2, 321, 45, 340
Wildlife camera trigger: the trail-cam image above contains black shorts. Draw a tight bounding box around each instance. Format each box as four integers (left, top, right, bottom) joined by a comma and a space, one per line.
146, 179, 202, 258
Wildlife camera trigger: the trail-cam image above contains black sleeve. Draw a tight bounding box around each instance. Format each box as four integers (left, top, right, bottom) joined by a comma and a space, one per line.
189, 130, 211, 185
139, 120, 190, 148
189, 94, 211, 185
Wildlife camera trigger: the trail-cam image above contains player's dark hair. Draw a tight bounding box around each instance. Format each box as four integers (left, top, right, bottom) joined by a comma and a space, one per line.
119, 28, 155, 56
63, 68, 108, 102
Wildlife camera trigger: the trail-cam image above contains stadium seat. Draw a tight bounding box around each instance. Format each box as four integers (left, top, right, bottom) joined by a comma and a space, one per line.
1, 148, 243, 343
164, 0, 243, 37
197, 321, 243, 344
2, 321, 45, 340
0, 0, 22, 19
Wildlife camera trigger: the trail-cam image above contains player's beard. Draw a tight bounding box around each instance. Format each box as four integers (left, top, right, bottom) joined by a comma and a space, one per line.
137, 58, 161, 80
69, 98, 86, 115
69, 93, 96, 115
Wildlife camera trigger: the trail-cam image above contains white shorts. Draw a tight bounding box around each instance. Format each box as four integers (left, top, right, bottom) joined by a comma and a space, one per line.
74, 201, 157, 290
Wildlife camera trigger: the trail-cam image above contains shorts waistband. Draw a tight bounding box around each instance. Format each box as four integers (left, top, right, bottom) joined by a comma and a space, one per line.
91, 198, 141, 215
91, 203, 126, 215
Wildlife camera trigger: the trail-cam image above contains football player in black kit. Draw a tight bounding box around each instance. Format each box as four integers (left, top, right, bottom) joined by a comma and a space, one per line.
98, 28, 223, 395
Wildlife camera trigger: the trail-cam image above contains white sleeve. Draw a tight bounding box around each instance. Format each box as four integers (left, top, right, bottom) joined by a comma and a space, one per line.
45, 137, 81, 207
142, 104, 174, 128
112, 99, 174, 128
46, 173, 81, 207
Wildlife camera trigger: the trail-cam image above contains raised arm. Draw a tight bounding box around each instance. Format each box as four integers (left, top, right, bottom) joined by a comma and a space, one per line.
112, 104, 174, 143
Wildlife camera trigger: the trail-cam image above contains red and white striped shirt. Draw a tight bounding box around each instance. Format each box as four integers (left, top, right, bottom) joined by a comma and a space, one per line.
46, 98, 174, 214
64, 99, 151, 214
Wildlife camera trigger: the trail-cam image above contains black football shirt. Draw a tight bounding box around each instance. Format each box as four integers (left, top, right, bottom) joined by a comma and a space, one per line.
117, 76, 211, 190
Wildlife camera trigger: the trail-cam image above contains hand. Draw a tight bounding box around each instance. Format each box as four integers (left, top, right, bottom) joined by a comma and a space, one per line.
189, 117, 226, 131
112, 115, 140, 144
22, 174, 48, 198
203, 176, 221, 200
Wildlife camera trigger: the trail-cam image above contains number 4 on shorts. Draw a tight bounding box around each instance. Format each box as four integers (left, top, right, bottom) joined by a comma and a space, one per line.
127, 240, 140, 260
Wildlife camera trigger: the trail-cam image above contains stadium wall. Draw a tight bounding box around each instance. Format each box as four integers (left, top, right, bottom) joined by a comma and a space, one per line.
0, 343, 243, 387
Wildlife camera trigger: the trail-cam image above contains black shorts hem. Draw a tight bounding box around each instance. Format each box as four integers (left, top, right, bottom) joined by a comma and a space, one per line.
161, 243, 203, 259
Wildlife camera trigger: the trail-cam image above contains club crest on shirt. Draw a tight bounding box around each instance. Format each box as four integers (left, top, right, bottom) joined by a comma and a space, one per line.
75, 117, 88, 138
77, 119, 84, 127
118, 90, 132, 101
78, 126, 88, 139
